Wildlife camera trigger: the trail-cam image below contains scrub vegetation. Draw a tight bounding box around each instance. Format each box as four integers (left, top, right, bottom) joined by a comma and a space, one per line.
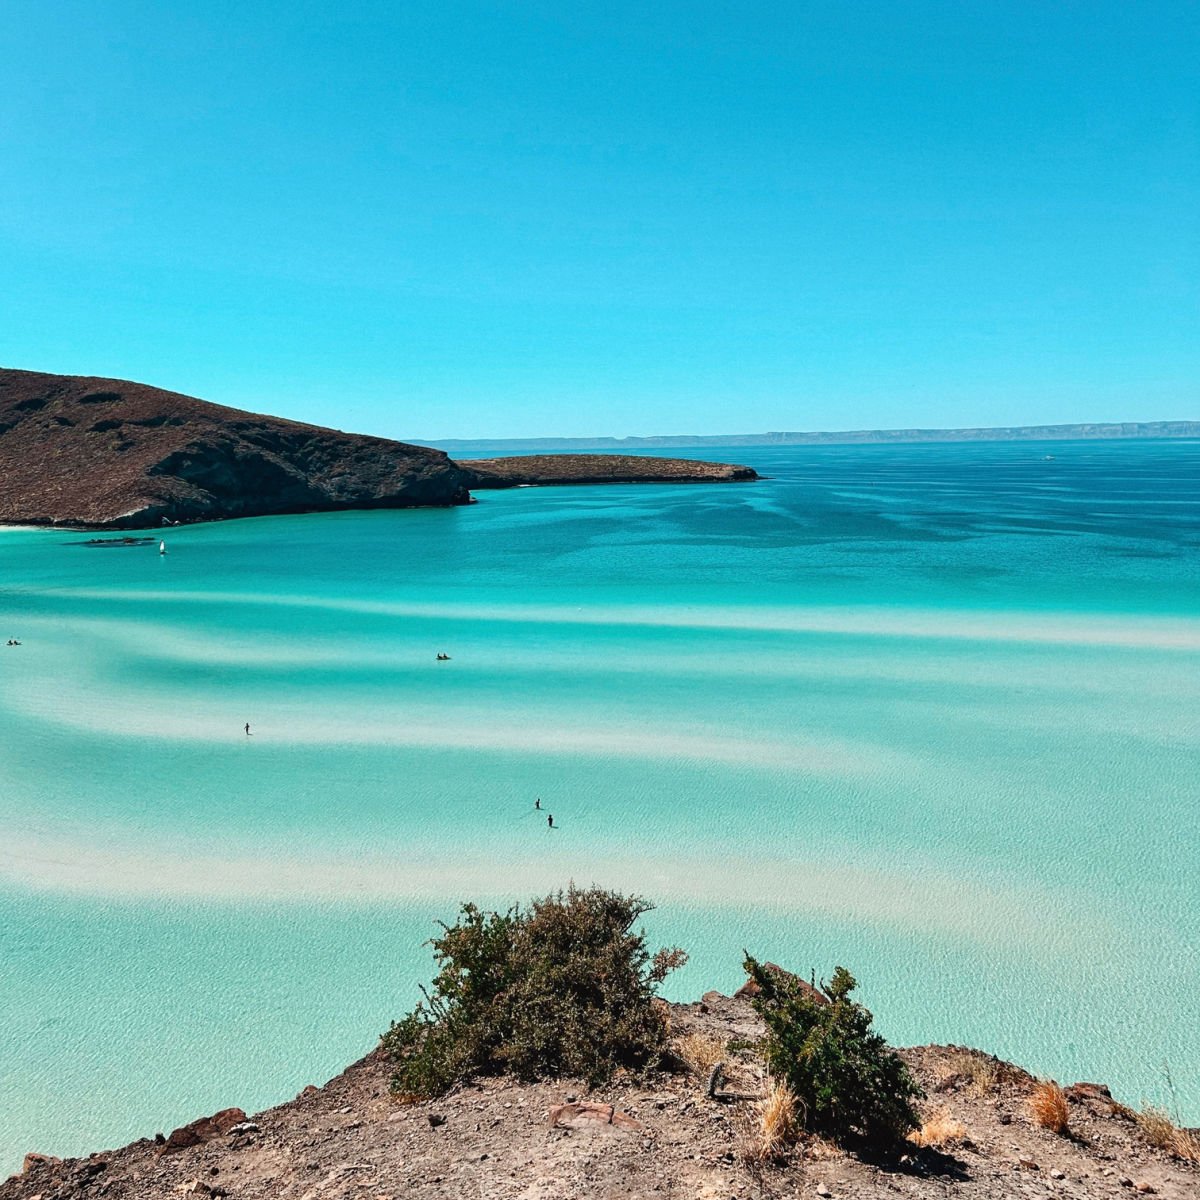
741, 956, 923, 1147
383, 886, 687, 1097
385, 886, 924, 1156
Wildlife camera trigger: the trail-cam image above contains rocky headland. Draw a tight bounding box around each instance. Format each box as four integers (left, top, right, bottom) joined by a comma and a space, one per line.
6, 990, 1196, 1200
0, 370, 756, 529
459, 453, 758, 488
0, 369, 471, 529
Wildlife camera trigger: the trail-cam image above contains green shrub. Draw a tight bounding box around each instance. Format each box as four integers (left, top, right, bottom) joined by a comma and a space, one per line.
743, 957, 922, 1147
384, 886, 687, 1097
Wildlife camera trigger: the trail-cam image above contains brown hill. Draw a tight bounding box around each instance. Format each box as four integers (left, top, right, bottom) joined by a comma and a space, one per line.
5, 992, 1196, 1200
460, 453, 758, 487
0, 369, 470, 528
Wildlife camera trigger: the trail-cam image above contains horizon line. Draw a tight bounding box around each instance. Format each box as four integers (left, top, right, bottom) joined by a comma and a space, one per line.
422, 418, 1200, 450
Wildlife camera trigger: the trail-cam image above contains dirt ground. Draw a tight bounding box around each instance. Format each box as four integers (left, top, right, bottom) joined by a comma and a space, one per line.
5, 992, 1197, 1200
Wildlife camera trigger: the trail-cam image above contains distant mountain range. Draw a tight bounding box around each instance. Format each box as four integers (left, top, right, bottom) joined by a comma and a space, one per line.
432, 420, 1200, 451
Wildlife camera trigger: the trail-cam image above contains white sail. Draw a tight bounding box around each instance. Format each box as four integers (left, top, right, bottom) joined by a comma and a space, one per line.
159, 541, 167, 554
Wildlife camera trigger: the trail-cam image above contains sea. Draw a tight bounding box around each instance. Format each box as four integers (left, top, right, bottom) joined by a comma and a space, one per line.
1, 439, 1198, 1170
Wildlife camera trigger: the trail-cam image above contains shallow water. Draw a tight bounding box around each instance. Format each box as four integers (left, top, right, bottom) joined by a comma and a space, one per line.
1, 440, 1198, 1168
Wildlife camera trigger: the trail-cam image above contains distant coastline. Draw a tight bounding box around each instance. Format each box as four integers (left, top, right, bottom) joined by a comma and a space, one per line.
429, 420, 1200, 451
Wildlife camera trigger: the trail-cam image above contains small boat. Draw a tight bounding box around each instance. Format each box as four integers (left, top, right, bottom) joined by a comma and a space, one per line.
159, 540, 167, 555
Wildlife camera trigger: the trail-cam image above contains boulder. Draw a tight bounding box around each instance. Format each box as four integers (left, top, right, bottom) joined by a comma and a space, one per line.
159, 1108, 248, 1155
548, 1102, 643, 1133
21, 1153, 61, 1174
733, 962, 828, 1004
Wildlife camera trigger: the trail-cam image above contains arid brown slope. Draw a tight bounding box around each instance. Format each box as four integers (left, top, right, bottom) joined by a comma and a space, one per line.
0, 369, 470, 528
460, 453, 757, 488
5, 994, 1196, 1200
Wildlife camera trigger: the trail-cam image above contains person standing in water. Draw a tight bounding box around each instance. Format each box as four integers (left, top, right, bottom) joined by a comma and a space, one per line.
534, 798, 541, 810
547, 813, 554, 829
244, 723, 251, 736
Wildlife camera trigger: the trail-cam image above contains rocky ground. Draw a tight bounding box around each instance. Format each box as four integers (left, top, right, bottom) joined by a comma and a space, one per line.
6, 992, 1197, 1200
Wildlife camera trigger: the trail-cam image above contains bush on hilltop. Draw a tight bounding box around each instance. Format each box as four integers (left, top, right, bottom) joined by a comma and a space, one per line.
742, 956, 922, 1147
383, 885, 688, 1097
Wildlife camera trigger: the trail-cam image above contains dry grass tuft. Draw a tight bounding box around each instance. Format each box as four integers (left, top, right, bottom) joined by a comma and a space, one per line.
803, 1134, 842, 1161
934, 1049, 1001, 1097
738, 1079, 800, 1163
909, 1106, 969, 1149
674, 1031, 726, 1078
1138, 1106, 1178, 1149
1175, 1130, 1200, 1163
1137, 1107, 1200, 1162
1029, 1080, 1070, 1135
963, 1057, 999, 1096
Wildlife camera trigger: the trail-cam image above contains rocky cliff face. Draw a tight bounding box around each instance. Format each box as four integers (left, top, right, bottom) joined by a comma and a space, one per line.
0, 369, 471, 528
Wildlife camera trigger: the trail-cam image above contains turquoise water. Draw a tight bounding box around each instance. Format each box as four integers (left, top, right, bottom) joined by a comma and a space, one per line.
1, 440, 1198, 1169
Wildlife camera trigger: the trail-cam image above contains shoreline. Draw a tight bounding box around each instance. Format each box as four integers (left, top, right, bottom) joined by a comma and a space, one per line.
0, 455, 756, 532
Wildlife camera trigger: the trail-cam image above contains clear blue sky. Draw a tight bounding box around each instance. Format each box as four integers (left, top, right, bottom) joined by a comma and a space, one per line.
1, 2, 1196, 439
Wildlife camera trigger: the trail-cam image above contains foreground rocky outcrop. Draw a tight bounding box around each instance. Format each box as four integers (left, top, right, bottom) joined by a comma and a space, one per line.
0, 369, 471, 528
6, 993, 1196, 1200
459, 453, 758, 488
